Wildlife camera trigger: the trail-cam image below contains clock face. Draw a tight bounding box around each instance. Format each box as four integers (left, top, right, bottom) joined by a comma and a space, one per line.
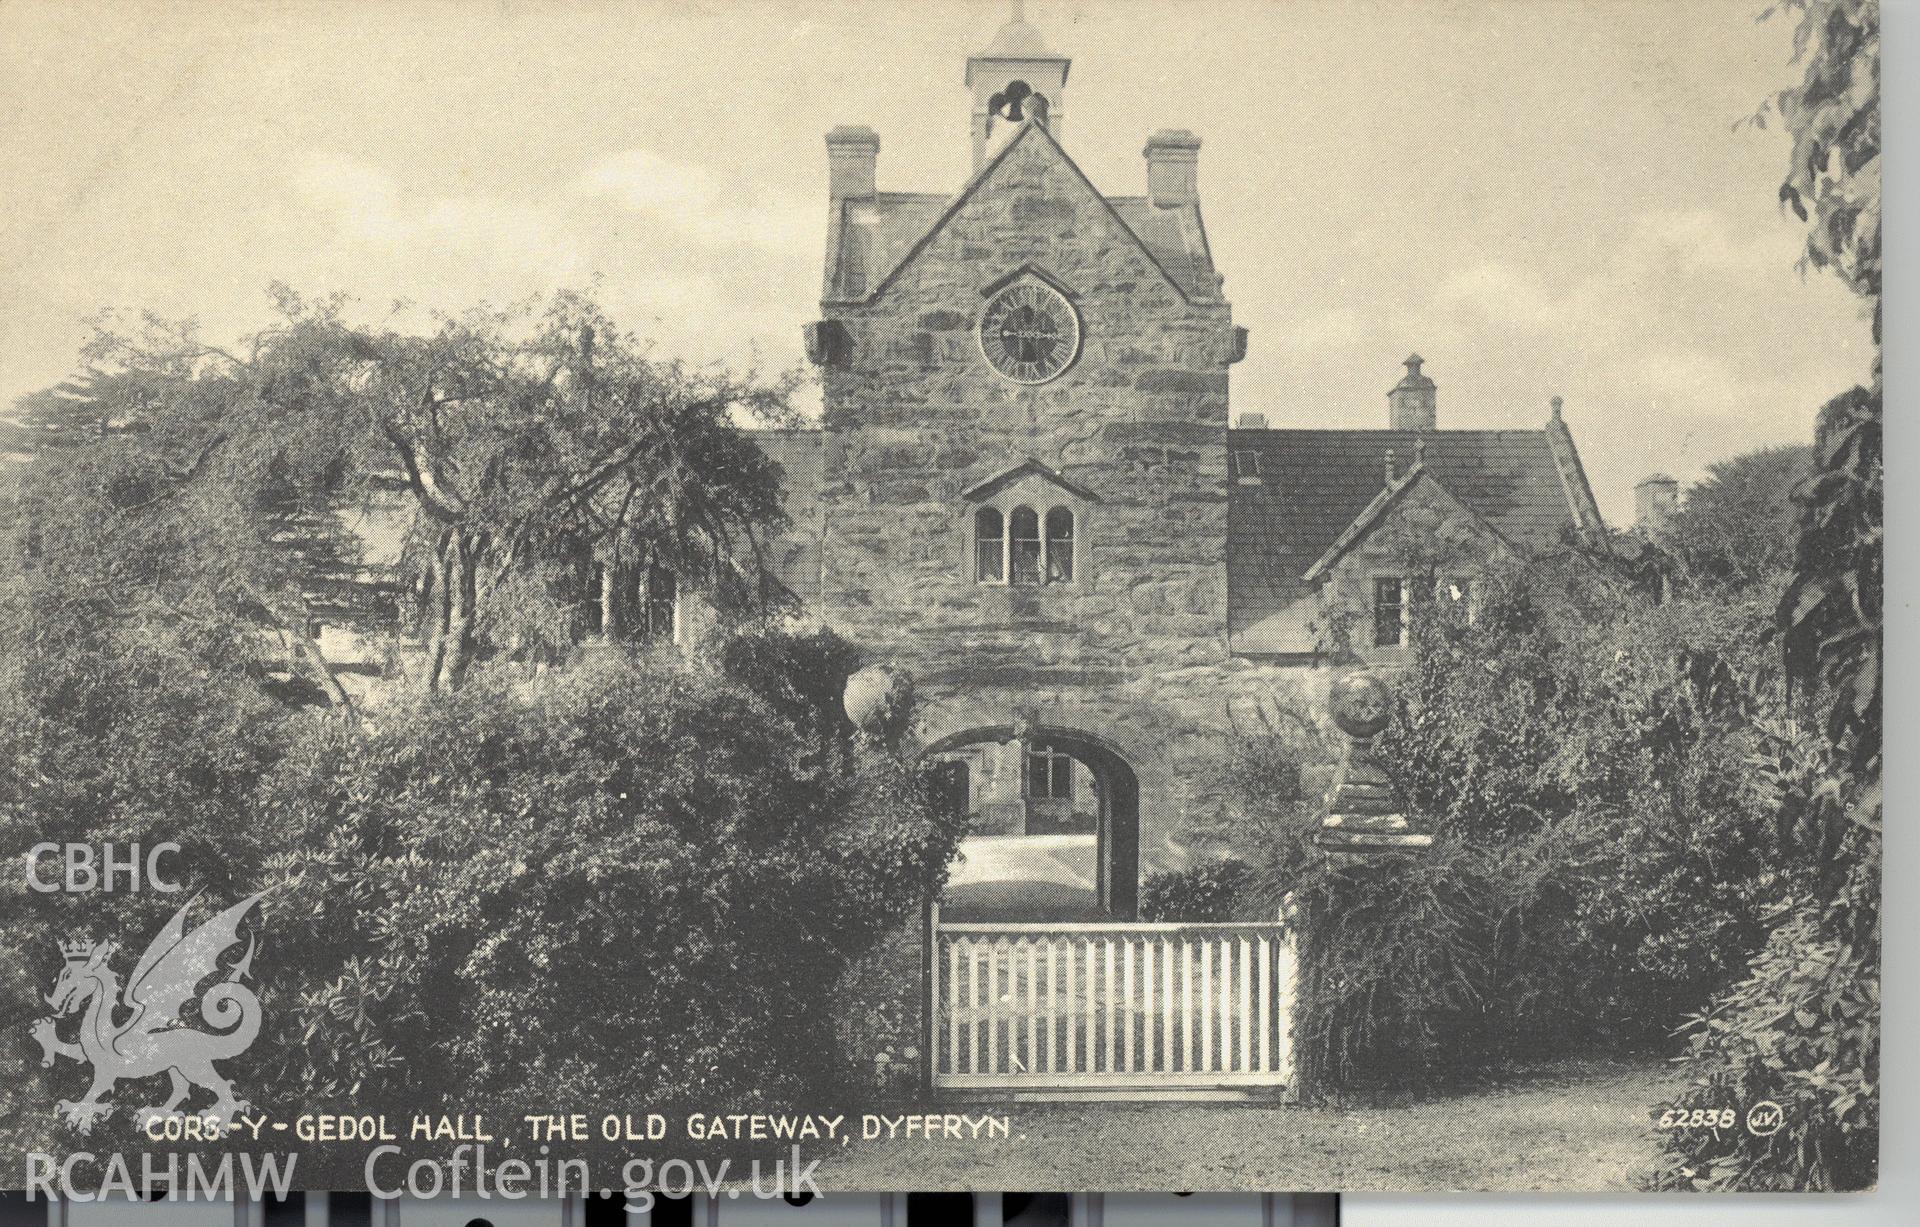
979, 281, 1080, 384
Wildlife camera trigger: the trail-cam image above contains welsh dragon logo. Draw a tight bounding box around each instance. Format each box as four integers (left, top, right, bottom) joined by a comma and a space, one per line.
31, 892, 265, 1134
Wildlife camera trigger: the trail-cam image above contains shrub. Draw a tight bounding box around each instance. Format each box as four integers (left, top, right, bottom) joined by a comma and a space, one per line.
831, 923, 927, 1101
1239, 556, 1791, 1098
0, 562, 300, 1154
1648, 902, 1878, 1191
1140, 858, 1257, 922
256, 645, 967, 1109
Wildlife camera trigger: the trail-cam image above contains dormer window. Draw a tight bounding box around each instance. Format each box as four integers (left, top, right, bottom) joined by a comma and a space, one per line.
962, 459, 1097, 589
975, 503, 1076, 586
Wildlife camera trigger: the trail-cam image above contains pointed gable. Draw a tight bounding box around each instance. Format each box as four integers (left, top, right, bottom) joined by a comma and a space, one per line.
962, 457, 1102, 505
822, 119, 1219, 307
1302, 462, 1508, 582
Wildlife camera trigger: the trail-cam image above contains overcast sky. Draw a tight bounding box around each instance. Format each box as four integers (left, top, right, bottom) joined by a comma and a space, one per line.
0, 0, 1874, 523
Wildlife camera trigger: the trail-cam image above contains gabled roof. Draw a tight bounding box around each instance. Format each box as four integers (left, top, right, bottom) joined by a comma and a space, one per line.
1228, 426, 1599, 654
822, 118, 1221, 305
1300, 460, 1508, 582
961, 457, 1102, 504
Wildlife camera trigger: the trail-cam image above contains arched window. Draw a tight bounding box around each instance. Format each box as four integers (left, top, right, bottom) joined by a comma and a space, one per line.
1009, 506, 1042, 585
975, 507, 1005, 582
1045, 507, 1074, 582
642, 566, 677, 641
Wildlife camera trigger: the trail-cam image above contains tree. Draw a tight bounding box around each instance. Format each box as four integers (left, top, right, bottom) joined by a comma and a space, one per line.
1662, 443, 1811, 590
1651, 0, 1879, 1191
1768, 0, 1880, 306
334, 293, 799, 688
10, 288, 801, 699
2, 290, 967, 1155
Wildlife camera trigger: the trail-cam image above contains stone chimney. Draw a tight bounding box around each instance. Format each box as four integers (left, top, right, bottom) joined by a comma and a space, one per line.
1144, 129, 1202, 208
825, 126, 879, 199
1635, 474, 1679, 532
1388, 354, 1436, 431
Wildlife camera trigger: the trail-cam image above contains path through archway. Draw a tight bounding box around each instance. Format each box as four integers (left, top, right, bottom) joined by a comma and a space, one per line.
924, 724, 1140, 921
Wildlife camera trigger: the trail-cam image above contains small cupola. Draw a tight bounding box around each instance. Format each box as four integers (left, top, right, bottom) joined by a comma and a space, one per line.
967, 0, 1070, 170
1388, 354, 1437, 431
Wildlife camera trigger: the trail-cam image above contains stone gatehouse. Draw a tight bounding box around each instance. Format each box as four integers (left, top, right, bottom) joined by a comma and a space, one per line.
744, 10, 1607, 921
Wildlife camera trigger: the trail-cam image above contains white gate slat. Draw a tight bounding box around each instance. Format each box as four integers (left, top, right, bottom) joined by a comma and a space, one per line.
1238, 937, 1253, 1073
1141, 938, 1155, 1072
1104, 938, 1117, 1073
1218, 935, 1232, 1072
1200, 938, 1213, 1072
1026, 940, 1039, 1075
1224, 935, 1237, 1072
1083, 939, 1097, 1072
1162, 937, 1175, 1072
1181, 939, 1194, 1072
1223, 936, 1235, 1073
1258, 933, 1272, 1072
946, 938, 959, 1075
1064, 938, 1077, 1071
987, 941, 1000, 1074
1047, 939, 1059, 1073
966, 939, 979, 1074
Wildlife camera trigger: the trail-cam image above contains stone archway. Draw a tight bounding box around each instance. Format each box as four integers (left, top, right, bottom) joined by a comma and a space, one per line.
923, 724, 1140, 921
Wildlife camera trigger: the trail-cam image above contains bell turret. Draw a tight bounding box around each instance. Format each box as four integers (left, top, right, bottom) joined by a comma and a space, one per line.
967, 0, 1070, 170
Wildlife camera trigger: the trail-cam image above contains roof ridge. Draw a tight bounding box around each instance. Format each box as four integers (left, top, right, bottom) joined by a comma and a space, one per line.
1301, 464, 1511, 582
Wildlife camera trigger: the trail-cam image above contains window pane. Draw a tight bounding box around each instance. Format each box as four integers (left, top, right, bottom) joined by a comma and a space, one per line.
975, 507, 1004, 582
1010, 506, 1041, 585
1373, 578, 1404, 647
1024, 743, 1075, 801
585, 564, 607, 634
1045, 507, 1074, 582
645, 567, 677, 640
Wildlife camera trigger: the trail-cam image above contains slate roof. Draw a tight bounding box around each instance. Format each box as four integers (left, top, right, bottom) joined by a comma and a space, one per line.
1106, 197, 1220, 301
822, 121, 1221, 304
823, 193, 949, 301
1226, 427, 1596, 654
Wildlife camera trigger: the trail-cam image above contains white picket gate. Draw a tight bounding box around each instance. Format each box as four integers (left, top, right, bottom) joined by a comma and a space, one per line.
926, 906, 1295, 1097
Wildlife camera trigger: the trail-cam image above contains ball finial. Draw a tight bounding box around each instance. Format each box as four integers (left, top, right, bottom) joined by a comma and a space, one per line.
843, 665, 914, 742
1328, 670, 1393, 740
